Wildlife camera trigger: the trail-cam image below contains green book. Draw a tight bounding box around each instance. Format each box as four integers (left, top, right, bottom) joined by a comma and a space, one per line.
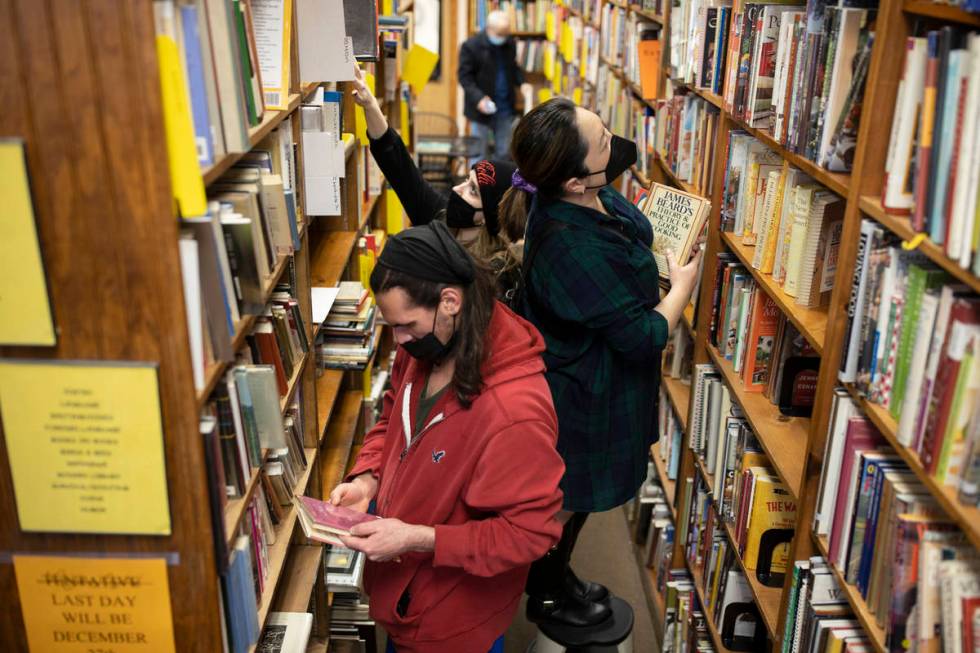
890, 265, 945, 418
936, 336, 979, 483
231, 0, 258, 126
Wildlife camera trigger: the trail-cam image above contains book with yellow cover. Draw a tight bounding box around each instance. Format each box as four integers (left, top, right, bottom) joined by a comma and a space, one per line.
743, 471, 796, 584
642, 182, 711, 281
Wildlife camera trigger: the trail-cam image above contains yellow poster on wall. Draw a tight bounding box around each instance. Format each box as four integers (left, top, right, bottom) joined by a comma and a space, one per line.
0, 360, 171, 535
402, 44, 439, 95
0, 140, 56, 347
13, 555, 177, 653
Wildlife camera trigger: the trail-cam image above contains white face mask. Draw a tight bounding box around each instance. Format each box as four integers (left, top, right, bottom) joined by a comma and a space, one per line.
487, 34, 507, 46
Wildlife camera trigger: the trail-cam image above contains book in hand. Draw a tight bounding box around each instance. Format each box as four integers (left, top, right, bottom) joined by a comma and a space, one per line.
293, 496, 379, 546
642, 181, 711, 280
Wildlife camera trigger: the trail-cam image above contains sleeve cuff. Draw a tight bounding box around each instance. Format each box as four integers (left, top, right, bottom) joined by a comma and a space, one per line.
432, 523, 467, 568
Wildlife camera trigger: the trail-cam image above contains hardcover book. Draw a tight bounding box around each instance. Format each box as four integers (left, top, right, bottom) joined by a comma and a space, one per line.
642, 182, 711, 280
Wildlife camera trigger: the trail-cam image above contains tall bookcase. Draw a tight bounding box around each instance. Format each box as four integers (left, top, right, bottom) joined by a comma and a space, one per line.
536, 0, 980, 651
0, 3, 412, 651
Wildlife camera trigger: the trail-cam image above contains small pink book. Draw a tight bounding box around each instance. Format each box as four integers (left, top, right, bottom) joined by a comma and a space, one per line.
294, 496, 379, 545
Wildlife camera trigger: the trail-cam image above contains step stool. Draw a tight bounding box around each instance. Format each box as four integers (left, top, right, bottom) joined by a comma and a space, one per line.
533, 596, 634, 653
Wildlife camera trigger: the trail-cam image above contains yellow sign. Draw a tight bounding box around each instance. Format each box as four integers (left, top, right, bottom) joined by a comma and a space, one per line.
545, 10, 556, 41
0, 141, 56, 346
386, 188, 405, 235
538, 88, 553, 104
573, 87, 583, 105
13, 555, 176, 653
402, 44, 439, 95
0, 361, 171, 535
354, 72, 376, 146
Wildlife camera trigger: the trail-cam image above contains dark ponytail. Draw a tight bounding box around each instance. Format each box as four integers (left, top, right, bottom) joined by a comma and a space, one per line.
500, 97, 590, 241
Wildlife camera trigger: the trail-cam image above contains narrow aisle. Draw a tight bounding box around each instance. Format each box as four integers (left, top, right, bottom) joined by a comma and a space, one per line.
505, 508, 659, 653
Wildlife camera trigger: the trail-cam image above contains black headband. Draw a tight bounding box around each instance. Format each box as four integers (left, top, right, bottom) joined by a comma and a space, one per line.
378, 221, 476, 285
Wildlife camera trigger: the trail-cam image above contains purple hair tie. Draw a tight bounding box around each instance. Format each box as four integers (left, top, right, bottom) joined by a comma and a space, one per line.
511, 169, 538, 194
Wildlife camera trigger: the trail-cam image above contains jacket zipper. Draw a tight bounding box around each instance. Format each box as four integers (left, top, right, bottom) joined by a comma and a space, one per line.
381, 385, 445, 513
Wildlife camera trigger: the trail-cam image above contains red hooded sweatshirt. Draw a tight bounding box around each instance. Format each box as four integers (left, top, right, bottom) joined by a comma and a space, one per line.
346, 301, 565, 652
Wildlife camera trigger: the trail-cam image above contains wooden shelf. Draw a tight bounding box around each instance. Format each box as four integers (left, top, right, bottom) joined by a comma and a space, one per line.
361, 192, 381, 226
197, 252, 293, 408
203, 83, 320, 185
320, 391, 364, 493
706, 346, 808, 499
811, 533, 888, 653
662, 374, 690, 434
858, 195, 980, 294
271, 544, 324, 613
513, 31, 547, 37
279, 352, 309, 413
249, 448, 318, 652
310, 231, 360, 288
724, 112, 850, 198
720, 231, 827, 355
650, 441, 677, 517
630, 5, 664, 23
903, 0, 980, 26
316, 369, 345, 441
843, 383, 980, 551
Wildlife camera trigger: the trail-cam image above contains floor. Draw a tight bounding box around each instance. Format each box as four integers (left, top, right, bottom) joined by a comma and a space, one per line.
503, 507, 659, 653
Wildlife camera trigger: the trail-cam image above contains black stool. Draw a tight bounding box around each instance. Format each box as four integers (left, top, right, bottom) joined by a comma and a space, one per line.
533, 596, 634, 652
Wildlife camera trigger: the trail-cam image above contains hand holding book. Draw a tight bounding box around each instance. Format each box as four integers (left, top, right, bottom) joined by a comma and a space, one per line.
329, 472, 379, 514
339, 518, 436, 563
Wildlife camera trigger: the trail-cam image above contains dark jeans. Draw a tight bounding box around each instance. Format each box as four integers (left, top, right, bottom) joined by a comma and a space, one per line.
525, 512, 590, 599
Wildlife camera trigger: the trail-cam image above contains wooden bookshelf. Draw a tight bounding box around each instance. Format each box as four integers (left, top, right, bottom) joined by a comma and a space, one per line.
902, 0, 980, 27
320, 391, 364, 493
720, 232, 828, 355
273, 544, 325, 612
842, 384, 980, 551
717, 519, 783, 639
513, 30, 547, 37
310, 231, 360, 289
669, 78, 725, 110
706, 346, 808, 499
810, 533, 888, 653
655, 153, 699, 196
630, 5, 664, 23
688, 563, 735, 653
858, 196, 980, 294
682, 303, 696, 335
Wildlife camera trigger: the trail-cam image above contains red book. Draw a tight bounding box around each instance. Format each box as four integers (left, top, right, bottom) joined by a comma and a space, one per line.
912, 32, 939, 232
253, 320, 288, 395
827, 417, 883, 563
294, 496, 380, 546
742, 292, 781, 391
920, 298, 980, 473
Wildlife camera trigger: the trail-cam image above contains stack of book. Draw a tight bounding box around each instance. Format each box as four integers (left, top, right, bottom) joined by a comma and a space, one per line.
723, 3, 874, 172
599, 2, 628, 68
815, 391, 980, 652
669, 0, 731, 96
881, 29, 980, 273
652, 94, 720, 197
472, 0, 554, 32
838, 220, 980, 504
662, 571, 715, 653
595, 57, 632, 137
317, 282, 379, 371
516, 38, 546, 73
327, 542, 374, 650
781, 556, 869, 653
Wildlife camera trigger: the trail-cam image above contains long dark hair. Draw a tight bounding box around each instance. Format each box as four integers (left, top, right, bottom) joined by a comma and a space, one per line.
498, 97, 590, 240
369, 262, 497, 408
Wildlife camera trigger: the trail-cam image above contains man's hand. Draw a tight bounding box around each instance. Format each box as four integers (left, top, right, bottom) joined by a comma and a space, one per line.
339, 519, 436, 562
329, 473, 378, 514
477, 96, 496, 114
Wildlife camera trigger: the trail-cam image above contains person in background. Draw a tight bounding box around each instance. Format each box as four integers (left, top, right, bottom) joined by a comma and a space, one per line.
497, 97, 703, 628
458, 10, 532, 163
329, 222, 565, 653
350, 65, 523, 298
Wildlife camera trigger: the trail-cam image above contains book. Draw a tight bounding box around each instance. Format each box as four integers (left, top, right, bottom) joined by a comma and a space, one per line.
642, 181, 711, 280
293, 496, 380, 546
257, 612, 313, 653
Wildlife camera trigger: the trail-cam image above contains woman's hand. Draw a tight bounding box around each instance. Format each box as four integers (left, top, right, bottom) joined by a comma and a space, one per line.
329, 472, 378, 514
339, 519, 435, 562
666, 247, 703, 301
351, 65, 389, 139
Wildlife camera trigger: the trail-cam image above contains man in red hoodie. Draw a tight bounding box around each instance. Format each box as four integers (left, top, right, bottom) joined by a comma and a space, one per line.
329, 221, 565, 653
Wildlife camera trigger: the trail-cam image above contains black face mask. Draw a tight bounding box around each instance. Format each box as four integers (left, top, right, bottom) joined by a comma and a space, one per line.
446, 190, 479, 229
584, 135, 638, 189
401, 312, 456, 363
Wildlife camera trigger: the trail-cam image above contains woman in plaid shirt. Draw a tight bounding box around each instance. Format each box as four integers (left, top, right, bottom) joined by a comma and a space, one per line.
498, 97, 702, 628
